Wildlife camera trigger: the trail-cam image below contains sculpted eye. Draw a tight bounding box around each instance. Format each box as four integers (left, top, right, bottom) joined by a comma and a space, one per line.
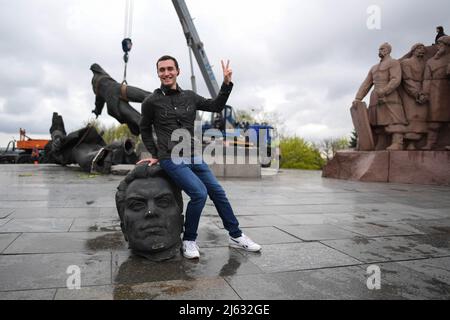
127, 200, 146, 211
156, 195, 172, 208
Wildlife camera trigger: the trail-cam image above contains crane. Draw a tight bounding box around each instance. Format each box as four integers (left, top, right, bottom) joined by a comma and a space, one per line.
172, 0, 237, 130
171, 0, 275, 166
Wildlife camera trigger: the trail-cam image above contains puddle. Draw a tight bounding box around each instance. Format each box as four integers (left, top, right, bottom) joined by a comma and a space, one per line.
85, 232, 126, 251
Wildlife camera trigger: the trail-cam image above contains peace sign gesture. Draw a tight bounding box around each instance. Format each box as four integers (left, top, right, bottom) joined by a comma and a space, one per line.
221, 60, 232, 85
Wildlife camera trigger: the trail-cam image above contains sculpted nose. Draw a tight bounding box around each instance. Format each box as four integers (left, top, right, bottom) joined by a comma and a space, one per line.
145, 202, 155, 218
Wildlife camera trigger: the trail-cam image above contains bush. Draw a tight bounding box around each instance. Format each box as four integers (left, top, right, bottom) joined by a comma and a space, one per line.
84, 121, 141, 146
280, 136, 325, 170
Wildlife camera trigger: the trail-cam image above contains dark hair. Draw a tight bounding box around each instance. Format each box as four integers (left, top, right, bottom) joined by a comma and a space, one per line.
156, 55, 179, 71
437, 26, 444, 33
115, 164, 183, 237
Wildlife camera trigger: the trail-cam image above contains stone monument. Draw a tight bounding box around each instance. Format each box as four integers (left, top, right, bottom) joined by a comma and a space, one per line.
45, 112, 138, 173
323, 38, 450, 186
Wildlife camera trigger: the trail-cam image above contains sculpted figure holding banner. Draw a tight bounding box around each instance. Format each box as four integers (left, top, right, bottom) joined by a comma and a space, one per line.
353, 43, 408, 150
420, 36, 450, 150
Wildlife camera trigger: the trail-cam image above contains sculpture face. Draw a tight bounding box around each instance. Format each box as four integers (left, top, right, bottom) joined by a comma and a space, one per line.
436, 42, 448, 57
123, 177, 182, 253
378, 45, 391, 59
413, 45, 426, 58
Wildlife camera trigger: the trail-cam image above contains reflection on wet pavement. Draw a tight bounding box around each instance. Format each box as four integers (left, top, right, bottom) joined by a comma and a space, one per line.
1, 165, 450, 299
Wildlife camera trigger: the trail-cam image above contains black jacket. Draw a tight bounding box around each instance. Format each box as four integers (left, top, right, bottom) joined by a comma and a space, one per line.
140, 82, 233, 160
436, 32, 447, 44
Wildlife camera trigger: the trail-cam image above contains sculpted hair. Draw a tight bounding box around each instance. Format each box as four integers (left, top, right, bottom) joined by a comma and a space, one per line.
156, 55, 179, 71
381, 42, 392, 54
115, 164, 183, 236
410, 43, 426, 53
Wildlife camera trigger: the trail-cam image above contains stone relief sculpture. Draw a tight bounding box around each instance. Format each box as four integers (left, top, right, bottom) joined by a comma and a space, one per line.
90, 63, 150, 136
324, 37, 450, 185
353, 43, 408, 150
115, 165, 184, 261
352, 39, 450, 151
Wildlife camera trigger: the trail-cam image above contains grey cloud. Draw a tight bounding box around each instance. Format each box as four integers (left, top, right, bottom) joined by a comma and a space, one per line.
0, 0, 449, 145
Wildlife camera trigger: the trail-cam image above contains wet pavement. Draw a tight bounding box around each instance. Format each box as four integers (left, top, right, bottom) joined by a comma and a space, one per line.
0, 164, 450, 300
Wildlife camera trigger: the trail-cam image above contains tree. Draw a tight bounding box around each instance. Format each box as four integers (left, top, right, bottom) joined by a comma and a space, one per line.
349, 129, 358, 148
280, 136, 325, 170
319, 137, 350, 161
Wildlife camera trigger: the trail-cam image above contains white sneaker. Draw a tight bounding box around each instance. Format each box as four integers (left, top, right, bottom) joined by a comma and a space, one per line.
229, 234, 261, 252
182, 240, 200, 259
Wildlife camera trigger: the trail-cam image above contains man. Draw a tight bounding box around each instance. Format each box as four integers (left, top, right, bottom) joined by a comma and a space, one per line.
139, 55, 261, 259
435, 26, 447, 45
353, 43, 408, 150
398, 43, 428, 150
421, 36, 450, 150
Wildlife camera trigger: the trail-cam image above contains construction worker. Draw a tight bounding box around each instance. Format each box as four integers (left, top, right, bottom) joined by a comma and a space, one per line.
139, 55, 261, 259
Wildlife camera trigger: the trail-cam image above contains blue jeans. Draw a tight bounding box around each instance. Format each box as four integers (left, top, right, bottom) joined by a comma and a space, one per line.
159, 157, 242, 241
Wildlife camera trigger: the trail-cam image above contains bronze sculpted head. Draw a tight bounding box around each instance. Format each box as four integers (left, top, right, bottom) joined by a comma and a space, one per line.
116, 165, 184, 261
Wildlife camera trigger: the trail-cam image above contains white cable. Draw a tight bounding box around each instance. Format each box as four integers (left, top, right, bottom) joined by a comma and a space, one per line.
128, 0, 134, 38
124, 0, 134, 38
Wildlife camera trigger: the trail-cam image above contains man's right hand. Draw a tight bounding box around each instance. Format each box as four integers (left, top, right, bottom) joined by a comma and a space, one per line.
136, 158, 159, 166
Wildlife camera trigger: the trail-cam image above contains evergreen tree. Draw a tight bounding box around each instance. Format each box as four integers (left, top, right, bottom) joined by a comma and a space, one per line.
349, 129, 358, 148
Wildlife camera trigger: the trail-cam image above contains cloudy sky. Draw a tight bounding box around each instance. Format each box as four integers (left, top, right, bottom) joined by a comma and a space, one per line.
0, 0, 448, 146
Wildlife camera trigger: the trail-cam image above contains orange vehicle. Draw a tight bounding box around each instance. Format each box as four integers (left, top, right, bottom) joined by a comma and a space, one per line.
13, 129, 50, 163
16, 128, 50, 151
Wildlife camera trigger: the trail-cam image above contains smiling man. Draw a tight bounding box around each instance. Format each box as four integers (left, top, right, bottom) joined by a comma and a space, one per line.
139, 55, 261, 259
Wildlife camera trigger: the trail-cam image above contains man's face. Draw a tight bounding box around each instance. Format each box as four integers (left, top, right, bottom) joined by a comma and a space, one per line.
413, 46, 426, 58
379, 46, 390, 59
157, 59, 179, 89
123, 177, 182, 253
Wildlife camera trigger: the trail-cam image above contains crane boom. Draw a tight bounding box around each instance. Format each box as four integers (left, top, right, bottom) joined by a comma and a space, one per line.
172, 0, 220, 98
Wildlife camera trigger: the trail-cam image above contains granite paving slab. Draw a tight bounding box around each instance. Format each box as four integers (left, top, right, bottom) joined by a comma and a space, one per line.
0, 218, 74, 233
322, 235, 450, 263
3, 232, 127, 254
69, 218, 121, 232
0, 218, 11, 227
236, 242, 361, 273
225, 266, 400, 300
277, 224, 360, 241
400, 218, 450, 235
358, 262, 450, 300
10, 207, 102, 219
0, 252, 111, 291
333, 221, 426, 237
112, 247, 262, 285
240, 227, 302, 244
0, 289, 56, 300
212, 215, 292, 229
0, 209, 14, 219
0, 233, 20, 253
55, 277, 240, 300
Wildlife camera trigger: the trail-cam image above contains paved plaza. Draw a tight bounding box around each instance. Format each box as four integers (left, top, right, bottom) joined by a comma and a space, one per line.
0, 164, 450, 300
